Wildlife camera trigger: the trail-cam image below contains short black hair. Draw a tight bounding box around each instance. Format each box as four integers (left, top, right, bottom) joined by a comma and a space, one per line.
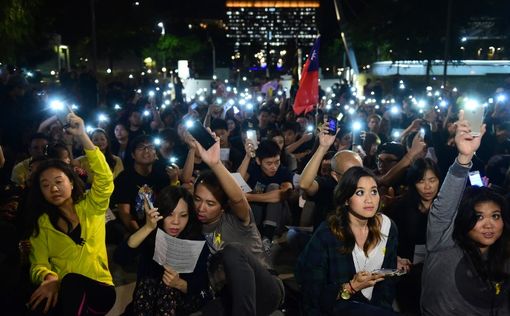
282, 122, 300, 134
130, 134, 152, 154
256, 140, 281, 160
211, 118, 228, 131
29, 133, 49, 143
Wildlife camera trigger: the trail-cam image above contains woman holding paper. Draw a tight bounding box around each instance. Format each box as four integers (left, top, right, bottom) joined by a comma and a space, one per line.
114, 186, 211, 316
191, 130, 284, 316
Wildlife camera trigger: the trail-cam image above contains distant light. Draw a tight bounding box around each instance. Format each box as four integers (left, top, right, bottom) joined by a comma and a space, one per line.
50, 70, 56, 76
185, 120, 194, 128
306, 125, 314, 132
154, 79, 159, 84
352, 121, 362, 131
426, 86, 432, 91
114, 104, 121, 110
50, 100, 64, 111
239, 99, 246, 105
106, 68, 112, 74
465, 98, 479, 110
128, 74, 134, 79
242, 76, 247, 81
216, 98, 223, 105
399, 84, 405, 89
71, 104, 79, 110
86, 125, 95, 133
439, 100, 447, 107
418, 100, 426, 108
246, 103, 253, 110
390, 105, 400, 115
170, 156, 178, 163
147, 69, 152, 74
256, 96, 263, 102
153, 137, 161, 146
98, 113, 108, 122
161, 67, 167, 72
136, 89, 142, 94
228, 99, 235, 106
198, 96, 205, 102
224, 79, 228, 84
452, 87, 458, 92
233, 106, 240, 114
348, 108, 355, 115
213, 75, 217, 80
497, 94, 506, 102
461, 37, 467, 42
143, 110, 150, 116
168, 83, 174, 89
488, 98, 494, 104
26, 71, 33, 77
148, 91, 155, 97
392, 130, 401, 138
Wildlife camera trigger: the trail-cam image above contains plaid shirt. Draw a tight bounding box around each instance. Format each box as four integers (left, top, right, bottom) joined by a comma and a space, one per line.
295, 219, 398, 315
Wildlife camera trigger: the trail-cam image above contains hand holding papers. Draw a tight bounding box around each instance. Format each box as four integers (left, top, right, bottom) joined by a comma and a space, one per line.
153, 229, 205, 274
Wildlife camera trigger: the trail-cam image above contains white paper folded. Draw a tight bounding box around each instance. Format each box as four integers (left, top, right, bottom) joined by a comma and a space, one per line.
153, 229, 206, 274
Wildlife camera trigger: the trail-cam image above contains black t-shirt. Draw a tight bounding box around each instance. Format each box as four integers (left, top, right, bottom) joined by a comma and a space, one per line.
309, 175, 337, 229
111, 168, 169, 225
247, 161, 293, 193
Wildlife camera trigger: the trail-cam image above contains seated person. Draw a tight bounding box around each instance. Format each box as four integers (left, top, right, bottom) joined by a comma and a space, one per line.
11, 133, 48, 187
238, 140, 293, 251
296, 167, 399, 316
115, 186, 211, 315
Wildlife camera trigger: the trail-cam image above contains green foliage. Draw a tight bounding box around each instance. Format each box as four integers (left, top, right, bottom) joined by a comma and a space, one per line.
0, 0, 42, 63
143, 34, 206, 67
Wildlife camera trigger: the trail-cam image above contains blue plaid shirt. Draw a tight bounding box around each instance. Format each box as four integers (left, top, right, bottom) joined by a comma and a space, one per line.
295, 219, 398, 315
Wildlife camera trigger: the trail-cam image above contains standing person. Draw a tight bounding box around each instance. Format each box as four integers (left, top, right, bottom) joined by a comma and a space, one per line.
25, 111, 116, 315
422, 113, 510, 315
115, 186, 211, 315
190, 130, 284, 316
296, 167, 399, 316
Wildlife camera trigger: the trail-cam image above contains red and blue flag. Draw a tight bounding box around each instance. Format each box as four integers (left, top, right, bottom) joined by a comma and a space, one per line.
293, 36, 320, 115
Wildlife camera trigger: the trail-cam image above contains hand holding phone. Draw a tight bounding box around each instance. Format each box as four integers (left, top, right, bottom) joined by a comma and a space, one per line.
186, 120, 216, 150
463, 101, 484, 136
372, 268, 407, 277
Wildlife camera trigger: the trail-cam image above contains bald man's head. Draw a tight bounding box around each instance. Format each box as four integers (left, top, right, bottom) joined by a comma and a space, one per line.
330, 150, 363, 182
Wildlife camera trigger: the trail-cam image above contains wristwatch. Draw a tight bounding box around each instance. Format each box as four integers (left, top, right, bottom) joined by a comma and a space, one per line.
340, 286, 351, 300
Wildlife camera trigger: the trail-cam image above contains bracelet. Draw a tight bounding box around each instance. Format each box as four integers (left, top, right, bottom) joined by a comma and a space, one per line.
348, 281, 357, 294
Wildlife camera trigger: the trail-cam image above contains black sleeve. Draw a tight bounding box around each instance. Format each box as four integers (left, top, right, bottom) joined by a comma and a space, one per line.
180, 245, 212, 304
111, 171, 132, 205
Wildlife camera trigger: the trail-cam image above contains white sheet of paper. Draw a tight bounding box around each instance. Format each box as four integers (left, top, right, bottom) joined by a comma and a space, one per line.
413, 244, 427, 264
153, 229, 206, 274
231, 172, 252, 193
220, 148, 230, 161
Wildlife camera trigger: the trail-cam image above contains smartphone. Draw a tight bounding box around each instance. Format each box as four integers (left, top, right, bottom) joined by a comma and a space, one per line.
327, 119, 337, 135
246, 129, 258, 150
419, 128, 426, 139
353, 130, 364, 146
186, 120, 216, 150
469, 170, 484, 187
463, 103, 484, 136
143, 193, 154, 209
372, 268, 406, 277
55, 106, 71, 127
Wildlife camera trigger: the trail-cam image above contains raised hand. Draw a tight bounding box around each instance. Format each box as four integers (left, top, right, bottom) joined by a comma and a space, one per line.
65, 109, 86, 137
408, 131, 427, 158
143, 195, 162, 231
455, 110, 485, 161
318, 124, 338, 149
193, 128, 221, 167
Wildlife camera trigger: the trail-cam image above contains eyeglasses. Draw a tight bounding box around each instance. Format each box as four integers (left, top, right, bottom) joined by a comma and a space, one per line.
376, 157, 399, 165
135, 144, 156, 152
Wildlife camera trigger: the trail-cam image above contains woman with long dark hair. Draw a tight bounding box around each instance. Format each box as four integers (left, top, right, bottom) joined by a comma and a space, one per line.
421, 112, 510, 315
296, 166, 399, 315
390, 158, 441, 313
115, 186, 211, 315
26, 112, 116, 315
190, 129, 284, 316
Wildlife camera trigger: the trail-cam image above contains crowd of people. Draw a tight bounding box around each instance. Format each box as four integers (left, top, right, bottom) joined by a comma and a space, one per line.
1, 63, 510, 315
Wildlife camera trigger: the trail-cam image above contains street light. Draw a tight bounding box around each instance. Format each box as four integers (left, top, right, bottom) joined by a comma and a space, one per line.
157, 22, 166, 78
157, 22, 165, 36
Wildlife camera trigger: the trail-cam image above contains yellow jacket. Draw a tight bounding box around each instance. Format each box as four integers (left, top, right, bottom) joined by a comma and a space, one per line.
75, 154, 124, 184
29, 147, 114, 285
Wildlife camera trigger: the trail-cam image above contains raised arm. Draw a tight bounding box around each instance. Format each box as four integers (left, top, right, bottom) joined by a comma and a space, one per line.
299, 126, 336, 196
427, 111, 485, 252
0, 145, 4, 168
194, 131, 251, 225
66, 111, 113, 214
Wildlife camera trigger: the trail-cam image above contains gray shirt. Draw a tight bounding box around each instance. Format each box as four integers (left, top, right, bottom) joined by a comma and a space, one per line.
202, 210, 270, 268
422, 161, 510, 315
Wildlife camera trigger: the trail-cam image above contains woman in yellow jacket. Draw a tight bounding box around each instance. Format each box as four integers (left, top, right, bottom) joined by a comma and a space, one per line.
25, 111, 116, 315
